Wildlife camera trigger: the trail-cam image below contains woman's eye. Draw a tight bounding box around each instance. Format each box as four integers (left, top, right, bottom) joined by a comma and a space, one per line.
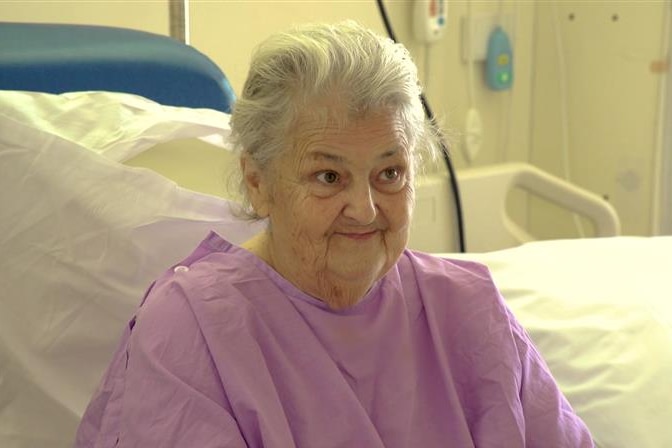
316, 171, 340, 185
378, 167, 401, 183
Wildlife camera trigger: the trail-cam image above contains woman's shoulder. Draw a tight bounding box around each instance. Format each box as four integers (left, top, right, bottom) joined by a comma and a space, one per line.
394, 249, 512, 342
397, 249, 497, 293
139, 234, 270, 327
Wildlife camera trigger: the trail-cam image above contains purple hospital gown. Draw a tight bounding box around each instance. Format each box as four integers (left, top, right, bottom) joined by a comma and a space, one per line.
76, 232, 593, 447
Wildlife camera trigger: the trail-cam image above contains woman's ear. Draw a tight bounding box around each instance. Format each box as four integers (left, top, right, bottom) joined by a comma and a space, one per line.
241, 156, 271, 218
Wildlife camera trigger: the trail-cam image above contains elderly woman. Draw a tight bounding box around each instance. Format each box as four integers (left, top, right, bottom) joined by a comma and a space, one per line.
76, 21, 593, 447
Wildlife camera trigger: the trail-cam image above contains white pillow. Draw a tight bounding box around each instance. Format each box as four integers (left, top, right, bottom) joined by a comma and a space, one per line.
0, 90, 232, 162
0, 91, 264, 448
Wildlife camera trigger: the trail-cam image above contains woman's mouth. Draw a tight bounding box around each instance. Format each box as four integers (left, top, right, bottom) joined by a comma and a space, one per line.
337, 230, 378, 240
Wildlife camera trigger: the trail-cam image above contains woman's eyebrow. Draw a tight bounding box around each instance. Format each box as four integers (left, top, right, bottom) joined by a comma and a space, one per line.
379, 148, 399, 159
308, 150, 345, 163
307, 148, 402, 163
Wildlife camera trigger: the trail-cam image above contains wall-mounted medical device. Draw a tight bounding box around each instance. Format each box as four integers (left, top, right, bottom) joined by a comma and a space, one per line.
485, 26, 513, 90
413, 0, 448, 43
461, 13, 515, 62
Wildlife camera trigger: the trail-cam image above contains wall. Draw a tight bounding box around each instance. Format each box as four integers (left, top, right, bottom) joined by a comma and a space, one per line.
0, 0, 169, 35
529, 1, 669, 238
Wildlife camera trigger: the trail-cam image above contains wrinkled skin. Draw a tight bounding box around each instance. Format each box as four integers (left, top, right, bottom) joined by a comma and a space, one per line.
242, 109, 415, 310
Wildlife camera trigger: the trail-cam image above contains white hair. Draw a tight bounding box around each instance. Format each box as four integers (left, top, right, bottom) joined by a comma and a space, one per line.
230, 20, 438, 218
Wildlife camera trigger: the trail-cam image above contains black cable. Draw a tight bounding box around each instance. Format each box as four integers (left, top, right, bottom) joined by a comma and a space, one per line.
375, 0, 467, 253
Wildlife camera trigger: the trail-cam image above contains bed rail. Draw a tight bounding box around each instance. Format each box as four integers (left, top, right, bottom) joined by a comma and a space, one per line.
410, 162, 621, 253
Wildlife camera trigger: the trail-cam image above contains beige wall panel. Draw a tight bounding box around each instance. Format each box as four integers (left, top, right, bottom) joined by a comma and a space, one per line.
0, 0, 169, 35
190, 0, 388, 96
530, 1, 667, 237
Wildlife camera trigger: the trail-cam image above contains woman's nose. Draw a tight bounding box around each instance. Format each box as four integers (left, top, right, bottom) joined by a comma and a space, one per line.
342, 182, 377, 224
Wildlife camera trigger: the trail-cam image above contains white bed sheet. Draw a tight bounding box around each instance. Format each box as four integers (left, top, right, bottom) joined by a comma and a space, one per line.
444, 237, 672, 448
0, 91, 265, 447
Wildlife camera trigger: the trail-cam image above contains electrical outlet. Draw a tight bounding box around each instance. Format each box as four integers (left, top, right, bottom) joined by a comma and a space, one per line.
461, 12, 515, 62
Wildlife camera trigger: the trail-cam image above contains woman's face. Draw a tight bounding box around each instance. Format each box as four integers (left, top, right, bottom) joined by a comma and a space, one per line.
244, 109, 415, 309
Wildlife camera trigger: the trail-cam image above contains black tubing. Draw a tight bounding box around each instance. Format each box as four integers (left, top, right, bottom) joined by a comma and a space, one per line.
375, 0, 467, 253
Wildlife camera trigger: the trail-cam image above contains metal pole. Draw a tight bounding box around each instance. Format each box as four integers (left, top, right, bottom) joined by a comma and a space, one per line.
169, 0, 190, 45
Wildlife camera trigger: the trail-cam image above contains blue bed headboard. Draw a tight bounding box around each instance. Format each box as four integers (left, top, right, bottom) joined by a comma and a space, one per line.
0, 22, 236, 113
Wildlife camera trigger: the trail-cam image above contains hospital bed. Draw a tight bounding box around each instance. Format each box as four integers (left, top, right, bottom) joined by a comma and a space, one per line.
1, 23, 670, 448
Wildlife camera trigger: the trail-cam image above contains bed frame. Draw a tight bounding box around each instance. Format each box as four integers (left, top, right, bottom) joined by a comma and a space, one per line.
410, 163, 620, 253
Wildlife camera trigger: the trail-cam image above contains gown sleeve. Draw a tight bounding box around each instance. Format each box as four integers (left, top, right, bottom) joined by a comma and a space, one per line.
116, 280, 248, 448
